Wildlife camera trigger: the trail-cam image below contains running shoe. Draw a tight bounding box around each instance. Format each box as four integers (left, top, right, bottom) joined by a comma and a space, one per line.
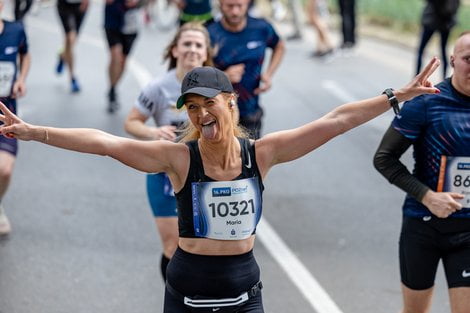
286, 32, 302, 41
71, 78, 81, 93
0, 205, 11, 236
107, 100, 120, 113
107, 89, 120, 113
56, 55, 64, 74
310, 48, 334, 58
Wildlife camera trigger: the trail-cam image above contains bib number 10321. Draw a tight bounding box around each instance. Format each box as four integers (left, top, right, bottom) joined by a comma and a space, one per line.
209, 199, 255, 218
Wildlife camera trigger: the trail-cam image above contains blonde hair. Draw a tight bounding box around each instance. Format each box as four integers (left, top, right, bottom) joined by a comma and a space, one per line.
177, 93, 249, 142
163, 22, 214, 70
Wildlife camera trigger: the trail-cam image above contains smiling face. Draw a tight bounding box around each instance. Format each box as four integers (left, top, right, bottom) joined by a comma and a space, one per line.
172, 30, 208, 71
451, 32, 470, 96
185, 93, 235, 142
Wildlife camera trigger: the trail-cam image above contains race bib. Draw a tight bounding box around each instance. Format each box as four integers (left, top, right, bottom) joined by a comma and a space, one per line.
0, 61, 15, 97
121, 9, 140, 34
191, 177, 262, 240
437, 156, 470, 208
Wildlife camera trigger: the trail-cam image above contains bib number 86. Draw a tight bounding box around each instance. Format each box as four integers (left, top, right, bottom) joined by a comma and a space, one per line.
209, 199, 255, 218
453, 175, 470, 187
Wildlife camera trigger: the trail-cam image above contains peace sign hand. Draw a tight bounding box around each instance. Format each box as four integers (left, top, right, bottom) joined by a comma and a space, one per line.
395, 57, 441, 103
0, 101, 34, 141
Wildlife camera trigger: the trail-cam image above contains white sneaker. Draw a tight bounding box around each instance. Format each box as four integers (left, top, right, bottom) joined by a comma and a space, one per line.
0, 205, 11, 235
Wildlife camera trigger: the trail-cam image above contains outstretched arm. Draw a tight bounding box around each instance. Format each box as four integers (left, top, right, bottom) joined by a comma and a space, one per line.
0, 102, 180, 174
256, 57, 441, 175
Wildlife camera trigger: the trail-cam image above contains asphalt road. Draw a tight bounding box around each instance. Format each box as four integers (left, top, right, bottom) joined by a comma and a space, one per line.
0, 2, 452, 313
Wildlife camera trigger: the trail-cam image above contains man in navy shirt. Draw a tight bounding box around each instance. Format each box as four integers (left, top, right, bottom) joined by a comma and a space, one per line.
0, 0, 31, 235
207, 0, 285, 139
374, 31, 470, 313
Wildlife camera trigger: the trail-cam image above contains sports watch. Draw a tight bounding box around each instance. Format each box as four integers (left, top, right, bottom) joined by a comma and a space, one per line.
382, 88, 400, 115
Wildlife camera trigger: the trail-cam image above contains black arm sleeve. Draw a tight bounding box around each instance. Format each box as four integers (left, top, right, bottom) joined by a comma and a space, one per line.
373, 125, 430, 202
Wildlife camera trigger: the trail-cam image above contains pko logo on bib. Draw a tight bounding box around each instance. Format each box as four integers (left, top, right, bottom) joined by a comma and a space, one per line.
457, 162, 470, 170
212, 187, 231, 197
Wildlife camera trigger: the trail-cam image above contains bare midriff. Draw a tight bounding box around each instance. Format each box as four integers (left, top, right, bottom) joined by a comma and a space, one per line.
178, 236, 256, 255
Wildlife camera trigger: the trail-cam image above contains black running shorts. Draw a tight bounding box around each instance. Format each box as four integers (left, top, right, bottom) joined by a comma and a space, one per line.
399, 216, 470, 290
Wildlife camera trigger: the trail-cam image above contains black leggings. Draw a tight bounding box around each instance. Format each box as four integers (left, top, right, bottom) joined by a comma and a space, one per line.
416, 27, 450, 79
15, 0, 33, 21
164, 247, 264, 313
338, 0, 356, 44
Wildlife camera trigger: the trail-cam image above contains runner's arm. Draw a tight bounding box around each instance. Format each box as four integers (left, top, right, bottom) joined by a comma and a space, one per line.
255, 40, 285, 94
373, 125, 429, 201
12, 52, 31, 98
255, 57, 440, 175
0, 102, 177, 173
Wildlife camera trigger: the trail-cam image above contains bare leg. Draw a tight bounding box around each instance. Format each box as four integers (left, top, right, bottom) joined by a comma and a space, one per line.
107, 44, 126, 112
0, 152, 15, 201
0, 152, 16, 235
306, 0, 333, 54
401, 283, 433, 313
155, 217, 178, 281
286, 0, 303, 39
449, 287, 470, 313
61, 31, 77, 80
108, 44, 126, 89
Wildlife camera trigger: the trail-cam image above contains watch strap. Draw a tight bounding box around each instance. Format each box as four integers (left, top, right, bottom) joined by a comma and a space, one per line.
382, 88, 400, 115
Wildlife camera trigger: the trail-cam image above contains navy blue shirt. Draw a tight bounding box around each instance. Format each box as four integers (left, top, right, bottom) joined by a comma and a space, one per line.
183, 0, 211, 16
104, 0, 139, 33
207, 17, 280, 117
392, 78, 470, 218
0, 20, 28, 99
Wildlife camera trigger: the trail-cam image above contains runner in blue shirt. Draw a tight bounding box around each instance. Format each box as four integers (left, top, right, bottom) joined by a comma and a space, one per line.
0, 4, 30, 236
374, 31, 470, 313
207, 0, 285, 139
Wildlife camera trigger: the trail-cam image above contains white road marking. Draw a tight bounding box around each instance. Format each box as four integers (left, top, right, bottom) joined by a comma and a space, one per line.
257, 218, 344, 313
321, 80, 356, 103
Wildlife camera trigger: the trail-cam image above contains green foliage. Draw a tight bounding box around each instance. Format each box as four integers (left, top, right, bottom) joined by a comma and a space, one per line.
327, 0, 470, 36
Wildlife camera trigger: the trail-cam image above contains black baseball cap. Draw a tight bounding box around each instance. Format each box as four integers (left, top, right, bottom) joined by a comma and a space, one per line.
176, 66, 234, 109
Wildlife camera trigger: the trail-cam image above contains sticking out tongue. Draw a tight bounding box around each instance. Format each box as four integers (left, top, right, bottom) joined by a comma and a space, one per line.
202, 122, 217, 139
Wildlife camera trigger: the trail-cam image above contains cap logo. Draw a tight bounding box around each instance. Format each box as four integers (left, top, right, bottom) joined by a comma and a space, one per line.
186, 72, 199, 87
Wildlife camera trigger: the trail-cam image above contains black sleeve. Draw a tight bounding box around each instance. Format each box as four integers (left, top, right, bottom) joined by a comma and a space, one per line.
373, 125, 430, 201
